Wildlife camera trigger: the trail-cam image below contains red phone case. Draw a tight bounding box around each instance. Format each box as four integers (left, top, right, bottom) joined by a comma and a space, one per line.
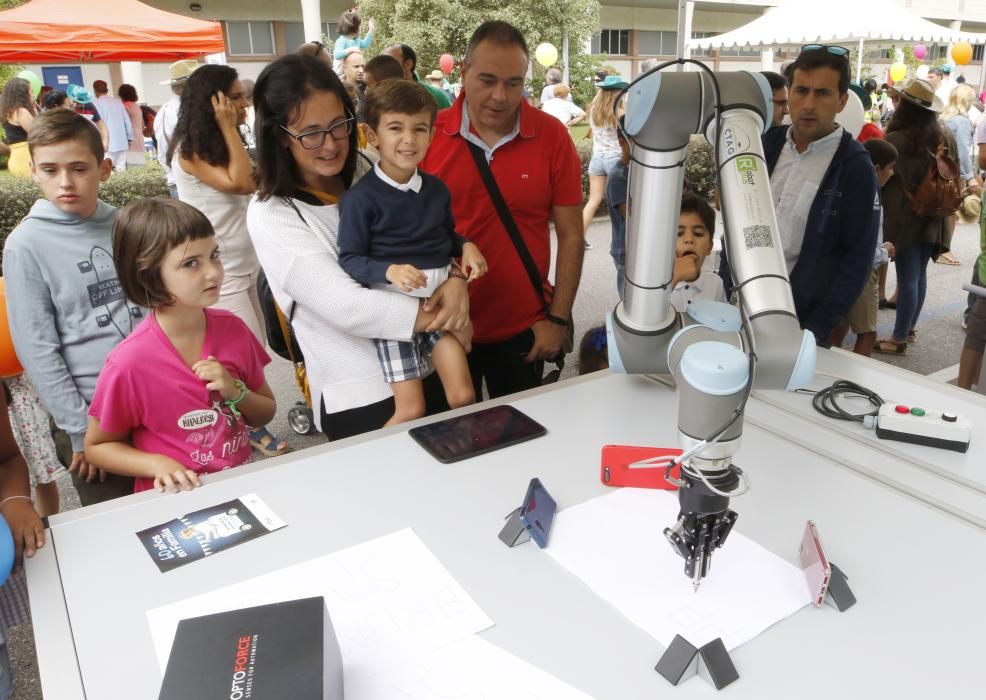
600, 444, 682, 490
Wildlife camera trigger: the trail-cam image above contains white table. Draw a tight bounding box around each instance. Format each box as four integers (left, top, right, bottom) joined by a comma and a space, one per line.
26, 352, 986, 699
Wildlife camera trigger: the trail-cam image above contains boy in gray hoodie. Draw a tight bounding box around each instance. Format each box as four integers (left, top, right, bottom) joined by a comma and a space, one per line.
3, 110, 142, 504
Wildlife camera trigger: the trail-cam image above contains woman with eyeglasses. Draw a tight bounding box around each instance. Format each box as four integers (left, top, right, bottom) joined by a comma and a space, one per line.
875, 78, 959, 355
247, 54, 471, 441
168, 64, 289, 457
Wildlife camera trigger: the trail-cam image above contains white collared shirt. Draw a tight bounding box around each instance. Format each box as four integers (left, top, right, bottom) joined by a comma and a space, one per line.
372, 163, 423, 193
669, 268, 728, 314
771, 126, 843, 274
460, 98, 520, 162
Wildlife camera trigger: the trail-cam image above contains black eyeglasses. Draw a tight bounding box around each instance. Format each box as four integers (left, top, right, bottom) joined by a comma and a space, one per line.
280, 115, 355, 149
800, 44, 850, 60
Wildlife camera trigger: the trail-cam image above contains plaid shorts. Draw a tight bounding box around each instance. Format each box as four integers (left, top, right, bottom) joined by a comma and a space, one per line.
374, 331, 442, 383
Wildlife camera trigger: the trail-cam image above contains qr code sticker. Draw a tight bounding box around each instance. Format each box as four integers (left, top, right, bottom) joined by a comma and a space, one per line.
743, 224, 773, 250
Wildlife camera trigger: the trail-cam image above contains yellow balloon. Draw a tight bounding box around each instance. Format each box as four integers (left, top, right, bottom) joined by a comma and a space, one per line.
889, 62, 907, 82
952, 41, 973, 66
535, 42, 558, 67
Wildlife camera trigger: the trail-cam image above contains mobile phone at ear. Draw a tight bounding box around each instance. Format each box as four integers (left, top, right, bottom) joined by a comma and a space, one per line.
799, 520, 831, 607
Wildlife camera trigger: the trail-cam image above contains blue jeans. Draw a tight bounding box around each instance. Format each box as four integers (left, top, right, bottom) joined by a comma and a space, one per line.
893, 242, 936, 341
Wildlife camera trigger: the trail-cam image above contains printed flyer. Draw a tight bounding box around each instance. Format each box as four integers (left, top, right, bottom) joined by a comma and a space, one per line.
137, 494, 286, 573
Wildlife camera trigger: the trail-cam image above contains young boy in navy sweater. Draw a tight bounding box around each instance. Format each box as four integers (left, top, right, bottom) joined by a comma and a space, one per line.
339, 79, 487, 425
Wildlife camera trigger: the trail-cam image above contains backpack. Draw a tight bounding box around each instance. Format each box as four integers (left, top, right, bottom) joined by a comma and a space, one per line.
905, 144, 962, 218
257, 268, 303, 362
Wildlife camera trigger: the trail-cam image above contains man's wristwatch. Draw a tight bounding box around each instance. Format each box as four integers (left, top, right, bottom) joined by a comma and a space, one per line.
448, 269, 469, 282
546, 313, 570, 327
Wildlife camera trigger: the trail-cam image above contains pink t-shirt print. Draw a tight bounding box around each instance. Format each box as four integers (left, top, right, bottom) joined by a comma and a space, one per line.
89, 308, 271, 493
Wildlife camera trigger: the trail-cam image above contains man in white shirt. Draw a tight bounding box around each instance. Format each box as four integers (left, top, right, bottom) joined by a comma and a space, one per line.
719, 44, 880, 344
155, 60, 199, 199
92, 80, 133, 171
927, 67, 953, 106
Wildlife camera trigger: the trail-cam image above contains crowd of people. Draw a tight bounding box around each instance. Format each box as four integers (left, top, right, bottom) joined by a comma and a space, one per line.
1, 11, 986, 692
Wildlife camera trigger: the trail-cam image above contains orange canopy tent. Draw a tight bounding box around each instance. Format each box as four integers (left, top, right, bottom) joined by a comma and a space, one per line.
0, 0, 225, 62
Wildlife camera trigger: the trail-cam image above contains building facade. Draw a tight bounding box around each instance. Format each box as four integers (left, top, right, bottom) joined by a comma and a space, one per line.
18, 0, 986, 108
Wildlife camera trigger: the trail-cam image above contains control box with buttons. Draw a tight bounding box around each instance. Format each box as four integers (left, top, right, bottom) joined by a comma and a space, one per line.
875, 403, 972, 453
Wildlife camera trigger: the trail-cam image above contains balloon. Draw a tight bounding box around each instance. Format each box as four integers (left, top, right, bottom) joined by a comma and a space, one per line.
952, 41, 973, 66
889, 62, 907, 82
16, 70, 41, 99
0, 279, 24, 379
439, 53, 455, 75
839, 89, 865, 139
534, 42, 558, 68
0, 516, 13, 588
913, 44, 927, 60
916, 64, 929, 79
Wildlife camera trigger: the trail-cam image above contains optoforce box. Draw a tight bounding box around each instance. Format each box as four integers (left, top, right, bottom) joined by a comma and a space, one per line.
158, 596, 343, 700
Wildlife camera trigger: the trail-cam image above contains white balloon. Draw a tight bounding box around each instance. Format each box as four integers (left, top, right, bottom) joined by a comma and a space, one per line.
839, 90, 865, 139
916, 64, 929, 79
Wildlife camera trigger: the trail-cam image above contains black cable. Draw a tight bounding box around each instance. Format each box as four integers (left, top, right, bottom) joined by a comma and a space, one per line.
810, 380, 884, 422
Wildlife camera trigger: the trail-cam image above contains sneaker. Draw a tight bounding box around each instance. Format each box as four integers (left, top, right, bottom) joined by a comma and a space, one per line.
584, 240, 593, 250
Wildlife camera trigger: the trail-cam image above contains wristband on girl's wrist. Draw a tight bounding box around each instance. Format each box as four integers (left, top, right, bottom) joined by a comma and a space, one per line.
225, 380, 248, 418
0, 495, 32, 511
448, 269, 469, 283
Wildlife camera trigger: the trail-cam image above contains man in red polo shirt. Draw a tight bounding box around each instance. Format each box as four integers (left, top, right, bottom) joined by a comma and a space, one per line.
420, 21, 584, 399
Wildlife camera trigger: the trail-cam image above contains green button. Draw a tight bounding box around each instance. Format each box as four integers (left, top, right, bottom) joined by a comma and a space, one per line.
911, 407, 926, 417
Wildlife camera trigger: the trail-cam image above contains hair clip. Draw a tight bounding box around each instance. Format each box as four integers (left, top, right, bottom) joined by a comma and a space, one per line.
590, 326, 607, 352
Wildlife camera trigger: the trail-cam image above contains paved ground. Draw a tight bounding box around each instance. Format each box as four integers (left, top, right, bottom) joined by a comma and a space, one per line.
6, 217, 983, 698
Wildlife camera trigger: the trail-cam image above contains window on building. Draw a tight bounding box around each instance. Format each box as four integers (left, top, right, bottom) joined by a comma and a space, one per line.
591, 29, 630, 55
974, 44, 984, 62
864, 48, 892, 60
719, 43, 760, 58
226, 21, 275, 56
638, 30, 678, 56
690, 31, 714, 57
283, 22, 338, 52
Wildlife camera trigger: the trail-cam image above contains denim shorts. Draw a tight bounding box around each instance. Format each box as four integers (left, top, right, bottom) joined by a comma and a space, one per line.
588, 152, 621, 177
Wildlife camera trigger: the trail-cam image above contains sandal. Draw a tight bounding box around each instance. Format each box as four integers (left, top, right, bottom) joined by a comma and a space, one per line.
249, 427, 290, 457
879, 298, 896, 310
935, 253, 961, 266
873, 339, 907, 355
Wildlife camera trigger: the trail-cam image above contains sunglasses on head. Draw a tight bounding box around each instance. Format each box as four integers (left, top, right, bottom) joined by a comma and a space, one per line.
800, 44, 850, 59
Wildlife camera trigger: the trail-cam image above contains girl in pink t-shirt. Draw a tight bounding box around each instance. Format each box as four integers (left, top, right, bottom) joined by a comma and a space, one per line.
85, 199, 277, 493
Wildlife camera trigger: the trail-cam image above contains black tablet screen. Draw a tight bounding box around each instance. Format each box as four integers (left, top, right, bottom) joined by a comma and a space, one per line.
408, 405, 547, 463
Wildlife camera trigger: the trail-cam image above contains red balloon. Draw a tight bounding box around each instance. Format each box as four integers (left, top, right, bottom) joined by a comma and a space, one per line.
0, 279, 24, 379
439, 53, 455, 75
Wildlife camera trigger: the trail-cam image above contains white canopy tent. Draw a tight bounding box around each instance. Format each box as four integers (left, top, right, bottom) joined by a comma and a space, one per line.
685, 0, 986, 82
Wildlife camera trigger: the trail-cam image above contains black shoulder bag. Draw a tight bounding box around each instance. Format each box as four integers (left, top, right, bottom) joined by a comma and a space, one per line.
466, 142, 574, 380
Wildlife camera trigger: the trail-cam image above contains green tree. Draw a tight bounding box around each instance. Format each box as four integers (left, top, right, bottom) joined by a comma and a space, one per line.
357, 0, 601, 107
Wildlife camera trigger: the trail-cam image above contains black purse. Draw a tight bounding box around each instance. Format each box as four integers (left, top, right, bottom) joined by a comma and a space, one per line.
465, 142, 575, 379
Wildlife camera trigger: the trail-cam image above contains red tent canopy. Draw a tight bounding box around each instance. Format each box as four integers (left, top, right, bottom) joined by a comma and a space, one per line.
0, 0, 225, 62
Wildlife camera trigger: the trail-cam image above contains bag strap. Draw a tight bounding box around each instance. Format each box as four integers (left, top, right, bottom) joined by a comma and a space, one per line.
466, 141, 548, 311
281, 197, 312, 325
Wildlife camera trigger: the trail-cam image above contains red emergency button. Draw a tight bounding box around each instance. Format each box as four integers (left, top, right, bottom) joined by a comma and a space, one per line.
895, 405, 910, 414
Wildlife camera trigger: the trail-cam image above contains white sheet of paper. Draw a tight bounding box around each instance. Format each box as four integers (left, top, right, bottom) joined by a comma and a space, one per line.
147, 528, 493, 673
546, 488, 810, 650
346, 636, 593, 700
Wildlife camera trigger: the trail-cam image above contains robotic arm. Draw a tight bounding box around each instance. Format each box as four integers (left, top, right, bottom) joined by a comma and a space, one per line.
605, 67, 816, 590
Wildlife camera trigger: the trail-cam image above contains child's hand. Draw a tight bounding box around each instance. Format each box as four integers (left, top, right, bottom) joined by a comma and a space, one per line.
211, 91, 240, 134
460, 243, 488, 281
0, 498, 45, 571
387, 264, 428, 293
884, 242, 896, 259
367, 18, 377, 34
192, 356, 238, 399
672, 255, 701, 288
151, 455, 202, 493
